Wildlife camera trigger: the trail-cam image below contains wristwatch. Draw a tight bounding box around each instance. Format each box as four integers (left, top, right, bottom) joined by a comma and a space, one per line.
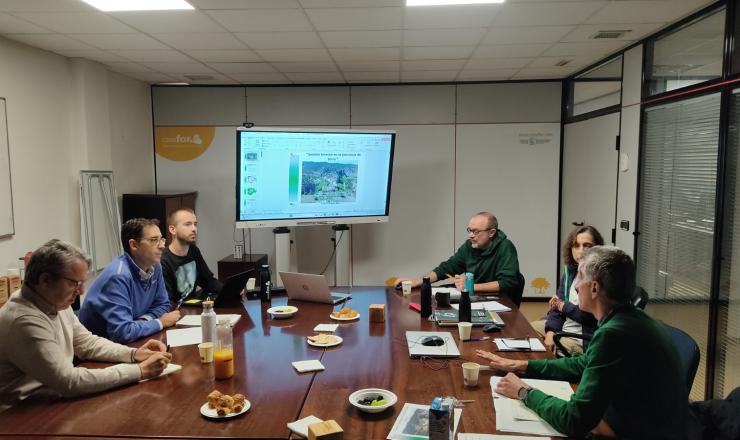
517, 385, 533, 401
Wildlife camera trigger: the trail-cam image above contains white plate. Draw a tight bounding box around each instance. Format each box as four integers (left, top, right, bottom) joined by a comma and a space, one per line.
306, 335, 343, 347
200, 400, 251, 419
349, 388, 397, 413
329, 312, 360, 321
267, 306, 298, 319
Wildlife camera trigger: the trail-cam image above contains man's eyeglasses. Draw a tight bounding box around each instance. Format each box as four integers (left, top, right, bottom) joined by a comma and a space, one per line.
466, 228, 493, 235
60, 275, 85, 290
140, 236, 165, 245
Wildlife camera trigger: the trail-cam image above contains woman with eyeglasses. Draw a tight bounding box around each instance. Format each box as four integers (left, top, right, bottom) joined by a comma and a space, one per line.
531, 225, 603, 355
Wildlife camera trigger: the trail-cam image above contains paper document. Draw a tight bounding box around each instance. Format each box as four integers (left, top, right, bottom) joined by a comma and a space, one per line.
140, 363, 182, 382
287, 415, 323, 438
313, 323, 339, 332
490, 377, 571, 437
176, 314, 241, 327
459, 435, 547, 440
165, 327, 202, 347
292, 360, 325, 373
452, 301, 511, 313
387, 403, 461, 440
494, 338, 546, 352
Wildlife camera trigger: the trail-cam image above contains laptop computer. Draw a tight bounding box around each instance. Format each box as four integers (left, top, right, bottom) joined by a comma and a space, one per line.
405, 331, 460, 358
279, 272, 351, 304
213, 269, 255, 307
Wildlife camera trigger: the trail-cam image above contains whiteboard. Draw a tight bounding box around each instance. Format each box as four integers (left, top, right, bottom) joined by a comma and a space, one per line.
0, 99, 14, 238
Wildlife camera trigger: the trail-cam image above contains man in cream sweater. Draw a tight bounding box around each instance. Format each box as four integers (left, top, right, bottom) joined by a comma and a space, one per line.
0, 239, 171, 412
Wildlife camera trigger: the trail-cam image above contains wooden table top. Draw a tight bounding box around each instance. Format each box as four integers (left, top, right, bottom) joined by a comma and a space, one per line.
0, 287, 556, 439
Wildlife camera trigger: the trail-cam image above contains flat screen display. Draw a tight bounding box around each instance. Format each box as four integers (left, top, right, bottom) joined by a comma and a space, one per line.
236, 127, 395, 228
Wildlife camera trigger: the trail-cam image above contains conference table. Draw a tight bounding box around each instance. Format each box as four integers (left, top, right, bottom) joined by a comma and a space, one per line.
0, 287, 557, 439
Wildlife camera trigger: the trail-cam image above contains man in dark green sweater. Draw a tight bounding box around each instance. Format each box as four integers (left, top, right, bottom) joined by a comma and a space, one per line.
477, 246, 691, 439
395, 212, 520, 295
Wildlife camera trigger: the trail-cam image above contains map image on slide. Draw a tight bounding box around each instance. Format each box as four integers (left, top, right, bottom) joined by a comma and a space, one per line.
301, 161, 358, 204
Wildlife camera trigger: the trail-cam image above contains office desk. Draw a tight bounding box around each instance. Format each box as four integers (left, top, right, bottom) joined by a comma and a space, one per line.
0, 287, 555, 439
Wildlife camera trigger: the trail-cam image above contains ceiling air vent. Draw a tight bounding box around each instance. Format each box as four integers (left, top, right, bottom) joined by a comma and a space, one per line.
591, 30, 631, 39
555, 59, 572, 67
184, 74, 215, 81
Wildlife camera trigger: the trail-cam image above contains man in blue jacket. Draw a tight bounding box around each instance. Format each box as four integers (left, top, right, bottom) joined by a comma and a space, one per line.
79, 218, 180, 343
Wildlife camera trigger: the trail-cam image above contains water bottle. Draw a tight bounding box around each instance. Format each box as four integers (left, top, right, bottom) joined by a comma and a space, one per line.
465, 272, 474, 296
259, 264, 272, 303
459, 281, 472, 323
201, 300, 217, 344
421, 276, 432, 318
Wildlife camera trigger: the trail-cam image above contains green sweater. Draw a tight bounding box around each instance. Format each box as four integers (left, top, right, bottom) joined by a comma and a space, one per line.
525, 305, 689, 439
432, 230, 519, 291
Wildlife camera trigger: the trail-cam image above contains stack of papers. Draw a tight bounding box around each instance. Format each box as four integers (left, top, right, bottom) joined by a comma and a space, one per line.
494, 338, 546, 352
176, 314, 241, 327
313, 323, 339, 332
387, 403, 462, 440
490, 377, 572, 437
292, 360, 325, 373
451, 301, 511, 313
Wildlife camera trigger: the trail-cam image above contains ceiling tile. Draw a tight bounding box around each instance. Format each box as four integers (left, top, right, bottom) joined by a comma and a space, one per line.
235, 31, 323, 49
285, 71, 344, 82
70, 33, 170, 50
513, 66, 579, 79
208, 62, 276, 73
142, 62, 217, 74
457, 68, 519, 81
305, 7, 401, 31
344, 71, 399, 83
403, 28, 485, 47
0, 1, 96, 12
473, 43, 549, 58
168, 72, 232, 83
528, 55, 592, 68
544, 40, 627, 57
256, 48, 331, 62
401, 70, 458, 82
105, 61, 155, 73
228, 72, 289, 82
0, 12, 50, 33
329, 47, 400, 61
184, 49, 261, 62
336, 60, 399, 71
320, 30, 400, 48
14, 12, 136, 33
273, 62, 337, 72
404, 5, 501, 29
464, 57, 532, 69
111, 11, 224, 33
124, 72, 178, 83
153, 33, 246, 50
494, 2, 607, 26
562, 23, 659, 43
6, 33, 95, 50
401, 59, 465, 71
483, 25, 574, 45
112, 49, 195, 62
403, 46, 473, 60
300, 0, 401, 7
207, 9, 313, 32
189, 0, 301, 9
55, 49, 129, 62
586, 1, 693, 24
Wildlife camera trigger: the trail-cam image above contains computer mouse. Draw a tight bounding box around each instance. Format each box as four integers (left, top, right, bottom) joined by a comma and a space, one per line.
421, 336, 445, 346
482, 324, 501, 333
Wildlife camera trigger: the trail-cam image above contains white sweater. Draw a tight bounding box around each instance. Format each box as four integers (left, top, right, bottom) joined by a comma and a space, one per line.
0, 286, 141, 411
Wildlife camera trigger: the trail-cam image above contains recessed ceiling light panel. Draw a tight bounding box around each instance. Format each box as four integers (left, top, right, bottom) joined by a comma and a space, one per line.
81, 0, 194, 11
407, 0, 504, 5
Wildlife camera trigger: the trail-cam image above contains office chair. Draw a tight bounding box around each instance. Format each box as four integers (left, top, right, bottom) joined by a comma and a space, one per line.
507, 272, 525, 307
553, 286, 650, 357
663, 323, 700, 393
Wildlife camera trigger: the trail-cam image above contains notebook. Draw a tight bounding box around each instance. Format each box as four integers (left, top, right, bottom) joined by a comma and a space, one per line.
433, 309, 505, 327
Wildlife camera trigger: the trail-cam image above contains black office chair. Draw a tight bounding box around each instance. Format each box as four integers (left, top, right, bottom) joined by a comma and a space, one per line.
504, 272, 525, 307
553, 286, 649, 357
664, 323, 701, 393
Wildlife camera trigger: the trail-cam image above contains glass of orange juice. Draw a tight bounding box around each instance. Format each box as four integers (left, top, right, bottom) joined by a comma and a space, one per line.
214, 322, 234, 380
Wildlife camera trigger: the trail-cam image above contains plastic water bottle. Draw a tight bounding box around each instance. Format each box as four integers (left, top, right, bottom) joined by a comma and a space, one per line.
201, 300, 217, 344
421, 277, 432, 318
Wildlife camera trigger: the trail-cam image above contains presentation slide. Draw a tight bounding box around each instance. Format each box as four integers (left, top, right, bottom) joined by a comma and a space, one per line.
237, 129, 395, 226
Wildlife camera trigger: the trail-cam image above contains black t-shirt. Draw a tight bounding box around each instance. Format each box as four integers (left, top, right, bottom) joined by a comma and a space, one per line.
161, 245, 223, 304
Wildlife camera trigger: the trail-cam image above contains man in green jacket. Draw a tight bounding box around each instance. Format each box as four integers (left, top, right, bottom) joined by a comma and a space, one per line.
395, 212, 520, 295
477, 246, 691, 439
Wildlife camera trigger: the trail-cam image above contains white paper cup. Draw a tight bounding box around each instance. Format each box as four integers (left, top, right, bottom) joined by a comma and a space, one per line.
457, 322, 473, 340
462, 362, 480, 387
401, 280, 412, 295
198, 342, 214, 363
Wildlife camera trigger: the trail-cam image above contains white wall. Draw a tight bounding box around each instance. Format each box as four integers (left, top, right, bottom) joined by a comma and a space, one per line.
0, 36, 153, 268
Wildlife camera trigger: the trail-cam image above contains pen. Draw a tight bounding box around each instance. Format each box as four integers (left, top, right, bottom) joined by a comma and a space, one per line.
458, 400, 476, 404
462, 337, 490, 342
166, 344, 171, 352
174, 297, 184, 310
446, 273, 455, 280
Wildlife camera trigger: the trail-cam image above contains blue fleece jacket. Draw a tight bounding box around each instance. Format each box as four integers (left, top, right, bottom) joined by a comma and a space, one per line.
79, 253, 171, 343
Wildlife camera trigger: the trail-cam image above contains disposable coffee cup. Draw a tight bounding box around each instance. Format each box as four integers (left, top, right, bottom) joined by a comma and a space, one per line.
401, 280, 412, 295
198, 342, 214, 363
457, 322, 473, 340
435, 290, 450, 307
462, 362, 480, 387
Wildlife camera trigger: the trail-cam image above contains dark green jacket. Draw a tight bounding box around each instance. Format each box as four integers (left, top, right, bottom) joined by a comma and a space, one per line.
525, 305, 690, 439
431, 229, 519, 291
